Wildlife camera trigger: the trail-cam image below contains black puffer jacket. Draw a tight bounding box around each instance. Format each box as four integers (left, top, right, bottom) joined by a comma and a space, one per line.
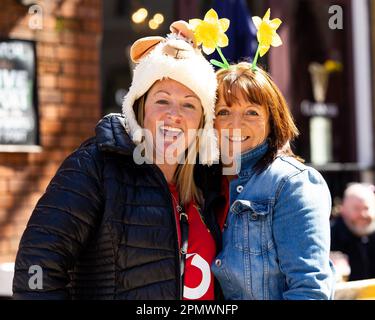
13, 114, 224, 300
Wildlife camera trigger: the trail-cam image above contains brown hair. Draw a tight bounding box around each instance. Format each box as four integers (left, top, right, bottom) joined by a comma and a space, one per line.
133, 92, 204, 205
216, 62, 302, 171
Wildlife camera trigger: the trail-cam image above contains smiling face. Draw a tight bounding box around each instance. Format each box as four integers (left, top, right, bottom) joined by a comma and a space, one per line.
143, 79, 203, 162
215, 88, 270, 165
214, 63, 300, 171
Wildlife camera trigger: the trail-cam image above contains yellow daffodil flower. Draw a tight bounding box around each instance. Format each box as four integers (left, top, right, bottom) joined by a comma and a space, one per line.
189, 8, 230, 55
324, 59, 343, 73
251, 8, 283, 70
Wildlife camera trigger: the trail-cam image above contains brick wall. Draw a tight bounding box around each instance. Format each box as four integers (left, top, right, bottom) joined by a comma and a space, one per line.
0, 0, 102, 263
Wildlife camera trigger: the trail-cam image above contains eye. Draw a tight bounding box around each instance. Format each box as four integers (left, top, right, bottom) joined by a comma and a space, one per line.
183, 103, 196, 110
216, 109, 230, 116
245, 109, 259, 116
156, 99, 169, 105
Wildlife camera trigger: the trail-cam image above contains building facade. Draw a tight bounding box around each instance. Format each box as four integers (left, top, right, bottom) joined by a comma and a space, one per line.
0, 0, 102, 275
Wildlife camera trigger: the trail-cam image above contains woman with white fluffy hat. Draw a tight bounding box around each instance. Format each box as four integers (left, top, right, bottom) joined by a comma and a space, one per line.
13, 20, 225, 300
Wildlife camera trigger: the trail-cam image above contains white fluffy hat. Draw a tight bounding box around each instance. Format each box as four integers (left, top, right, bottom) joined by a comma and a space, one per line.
121, 21, 219, 165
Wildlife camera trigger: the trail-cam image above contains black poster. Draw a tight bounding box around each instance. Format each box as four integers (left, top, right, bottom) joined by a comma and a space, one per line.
0, 39, 38, 147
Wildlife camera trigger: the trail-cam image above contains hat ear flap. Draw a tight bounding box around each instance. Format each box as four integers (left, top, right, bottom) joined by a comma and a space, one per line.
130, 36, 165, 63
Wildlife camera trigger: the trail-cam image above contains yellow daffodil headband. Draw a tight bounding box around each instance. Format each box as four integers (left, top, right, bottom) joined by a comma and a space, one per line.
188, 8, 283, 71
189, 9, 230, 69
252, 8, 283, 70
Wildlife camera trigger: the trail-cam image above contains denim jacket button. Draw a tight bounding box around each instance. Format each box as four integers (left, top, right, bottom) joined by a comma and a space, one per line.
236, 185, 243, 193
250, 213, 258, 220
215, 259, 222, 267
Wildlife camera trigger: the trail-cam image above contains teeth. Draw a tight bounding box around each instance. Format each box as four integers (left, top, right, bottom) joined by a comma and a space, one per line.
228, 136, 248, 142
160, 125, 183, 137
161, 126, 183, 133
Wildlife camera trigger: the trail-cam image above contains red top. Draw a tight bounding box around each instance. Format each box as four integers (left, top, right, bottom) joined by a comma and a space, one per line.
169, 184, 216, 300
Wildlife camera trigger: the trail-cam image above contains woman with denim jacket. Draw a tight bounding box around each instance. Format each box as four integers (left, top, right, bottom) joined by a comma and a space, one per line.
211, 62, 335, 300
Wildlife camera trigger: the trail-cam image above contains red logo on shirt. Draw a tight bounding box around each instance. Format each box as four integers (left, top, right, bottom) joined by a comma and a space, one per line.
184, 253, 212, 299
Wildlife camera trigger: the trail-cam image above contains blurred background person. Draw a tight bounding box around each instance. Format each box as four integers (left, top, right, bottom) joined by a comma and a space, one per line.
331, 183, 375, 281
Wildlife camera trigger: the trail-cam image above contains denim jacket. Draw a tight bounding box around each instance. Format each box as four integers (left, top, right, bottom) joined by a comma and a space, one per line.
211, 142, 335, 300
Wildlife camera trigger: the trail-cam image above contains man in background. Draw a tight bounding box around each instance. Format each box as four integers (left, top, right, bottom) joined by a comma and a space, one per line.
331, 183, 375, 281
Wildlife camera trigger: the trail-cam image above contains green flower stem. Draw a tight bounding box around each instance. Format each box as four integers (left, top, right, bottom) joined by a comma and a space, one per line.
216, 47, 229, 69
252, 45, 261, 70
210, 59, 227, 69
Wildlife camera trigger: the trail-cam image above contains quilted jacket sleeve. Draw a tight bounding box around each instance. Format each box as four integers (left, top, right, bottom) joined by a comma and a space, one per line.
12, 144, 103, 299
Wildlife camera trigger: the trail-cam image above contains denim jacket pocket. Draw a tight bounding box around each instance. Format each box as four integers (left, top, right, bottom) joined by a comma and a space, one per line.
230, 199, 274, 254
230, 199, 278, 299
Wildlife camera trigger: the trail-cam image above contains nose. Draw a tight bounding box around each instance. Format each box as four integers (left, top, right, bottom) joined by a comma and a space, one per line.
351, 209, 372, 227
167, 104, 182, 123
359, 208, 371, 219
230, 112, 244, 130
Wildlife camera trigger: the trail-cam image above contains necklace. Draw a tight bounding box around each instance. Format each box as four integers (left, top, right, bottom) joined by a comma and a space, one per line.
171, 192, 183, 213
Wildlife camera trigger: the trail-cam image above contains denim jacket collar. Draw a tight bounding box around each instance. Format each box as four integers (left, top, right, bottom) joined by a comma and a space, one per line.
235, 140, 269, 178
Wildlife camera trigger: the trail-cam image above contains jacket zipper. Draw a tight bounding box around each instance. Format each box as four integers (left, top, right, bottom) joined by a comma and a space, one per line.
150, 164, 183, 300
